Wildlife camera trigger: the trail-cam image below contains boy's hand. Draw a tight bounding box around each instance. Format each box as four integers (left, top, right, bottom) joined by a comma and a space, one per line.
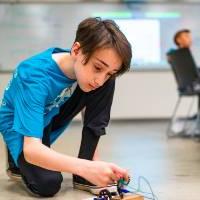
80, 160, 129, 187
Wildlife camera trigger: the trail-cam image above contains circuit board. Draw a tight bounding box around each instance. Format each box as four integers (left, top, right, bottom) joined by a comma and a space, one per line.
84, 194, 144, 200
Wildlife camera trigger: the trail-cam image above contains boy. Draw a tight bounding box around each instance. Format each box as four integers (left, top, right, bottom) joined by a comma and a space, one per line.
0, 17, 132, 197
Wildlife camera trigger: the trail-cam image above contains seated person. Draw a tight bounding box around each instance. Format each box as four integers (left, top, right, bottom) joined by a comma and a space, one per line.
167, 29, 198, 121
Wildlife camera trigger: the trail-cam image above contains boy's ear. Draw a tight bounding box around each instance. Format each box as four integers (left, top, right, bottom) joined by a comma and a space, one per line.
71, 42, 81, 56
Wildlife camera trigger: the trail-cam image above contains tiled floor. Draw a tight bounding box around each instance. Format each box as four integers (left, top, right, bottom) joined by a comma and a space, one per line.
1, 120, 200, 200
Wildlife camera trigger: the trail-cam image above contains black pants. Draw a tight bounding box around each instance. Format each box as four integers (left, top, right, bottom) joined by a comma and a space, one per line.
17, 79, 115, 197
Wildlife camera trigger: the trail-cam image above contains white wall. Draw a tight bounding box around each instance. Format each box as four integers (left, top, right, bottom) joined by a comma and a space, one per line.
0, 71, 197, 119
112, 71, 197, 119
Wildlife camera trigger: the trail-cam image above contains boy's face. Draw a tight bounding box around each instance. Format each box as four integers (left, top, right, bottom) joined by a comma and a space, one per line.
177, 32, 192, 48
72, 43, 122, 92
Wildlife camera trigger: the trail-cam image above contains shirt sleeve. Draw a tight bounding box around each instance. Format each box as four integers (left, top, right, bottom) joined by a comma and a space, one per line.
12, 74, 48, 138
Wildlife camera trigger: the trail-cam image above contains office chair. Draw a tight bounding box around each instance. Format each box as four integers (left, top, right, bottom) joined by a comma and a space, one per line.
166, 48, 200, 137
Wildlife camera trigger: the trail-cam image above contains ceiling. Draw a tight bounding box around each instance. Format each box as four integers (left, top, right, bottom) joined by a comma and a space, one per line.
0, 0, 200, 3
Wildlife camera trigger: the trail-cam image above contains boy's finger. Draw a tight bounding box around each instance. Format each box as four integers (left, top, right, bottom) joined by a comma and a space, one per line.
109, 163, 129, 179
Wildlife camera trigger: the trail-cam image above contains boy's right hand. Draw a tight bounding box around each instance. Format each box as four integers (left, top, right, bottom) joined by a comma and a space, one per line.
80, 160, 129, 187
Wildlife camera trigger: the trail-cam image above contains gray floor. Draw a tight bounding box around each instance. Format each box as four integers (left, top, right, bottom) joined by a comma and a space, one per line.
1, 120, 200, 200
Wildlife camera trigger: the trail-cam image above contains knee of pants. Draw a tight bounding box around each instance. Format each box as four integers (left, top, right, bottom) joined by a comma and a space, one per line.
31, 172, 63, 197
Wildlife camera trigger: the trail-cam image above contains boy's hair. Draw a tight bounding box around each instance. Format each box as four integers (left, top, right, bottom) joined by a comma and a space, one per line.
174, 29, 191, 47
74, 17, 132, 76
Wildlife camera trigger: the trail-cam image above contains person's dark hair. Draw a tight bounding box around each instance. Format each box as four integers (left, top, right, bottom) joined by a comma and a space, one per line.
74, 17, 132, 76
174, 29, 191, 46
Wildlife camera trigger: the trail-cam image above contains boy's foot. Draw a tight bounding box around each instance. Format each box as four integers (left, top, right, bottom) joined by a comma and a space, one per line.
73, 175, 118, 196
6, 167, 22, 182
6, 147, 22, 181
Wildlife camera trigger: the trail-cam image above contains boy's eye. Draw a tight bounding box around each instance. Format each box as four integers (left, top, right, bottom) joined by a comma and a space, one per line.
94, 65, 101, 71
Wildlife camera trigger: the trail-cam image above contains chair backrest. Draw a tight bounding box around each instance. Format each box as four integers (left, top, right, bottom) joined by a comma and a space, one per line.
167, 48, 199, 91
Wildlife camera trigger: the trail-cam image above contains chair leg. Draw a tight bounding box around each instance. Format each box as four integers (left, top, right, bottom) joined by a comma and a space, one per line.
181, 96, 195, 132
190, 94, 200, 137
166, 96, 182, 137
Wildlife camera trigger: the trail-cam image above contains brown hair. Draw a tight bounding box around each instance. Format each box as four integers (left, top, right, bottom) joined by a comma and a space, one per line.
74, 17, 132, 76
174, 29, 190, 47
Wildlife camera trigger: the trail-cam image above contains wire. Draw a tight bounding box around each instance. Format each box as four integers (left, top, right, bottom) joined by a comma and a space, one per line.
119, 176, 158, 200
